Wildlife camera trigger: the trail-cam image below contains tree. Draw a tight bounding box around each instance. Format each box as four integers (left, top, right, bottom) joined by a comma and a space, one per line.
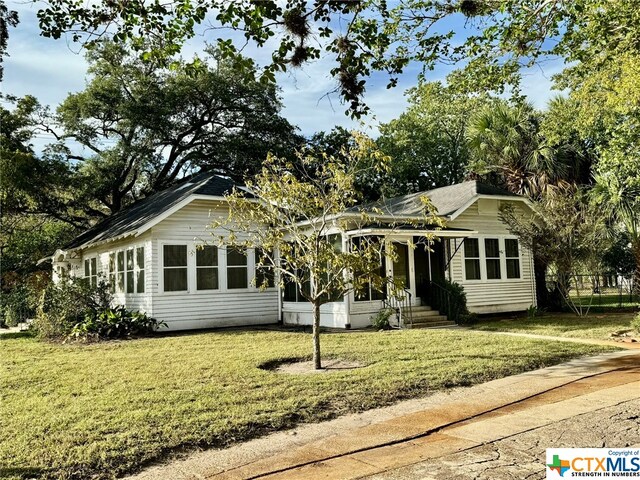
377, 82, 494, 196
210, 134, 441, 369
50, 41, 301, 218
500, 189, 609, 315
0, 0, 18, 81
36, 1, 640, 116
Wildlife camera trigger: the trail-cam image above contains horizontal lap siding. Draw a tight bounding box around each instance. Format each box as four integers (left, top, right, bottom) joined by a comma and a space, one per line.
149, 199, 278, 330
282, 302, 348, 328
448, 201, 536, 313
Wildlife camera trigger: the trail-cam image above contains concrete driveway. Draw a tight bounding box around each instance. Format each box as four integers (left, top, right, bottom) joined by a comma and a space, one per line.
127, 347, 640, 480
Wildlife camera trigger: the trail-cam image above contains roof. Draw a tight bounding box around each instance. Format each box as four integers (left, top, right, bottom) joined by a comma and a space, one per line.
63, 172, 240, 250
356, 181, 521, 218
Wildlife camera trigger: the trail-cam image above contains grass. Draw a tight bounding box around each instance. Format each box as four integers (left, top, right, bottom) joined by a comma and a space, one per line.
471, 312, 638, 339
570, 293, 639, 308
0, 328, 616, 480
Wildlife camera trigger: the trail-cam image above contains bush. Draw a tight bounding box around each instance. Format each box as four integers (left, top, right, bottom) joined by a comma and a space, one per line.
69, 306, 165, 341
371, 307, 395, 330
34, 277, 112, 339
0, 283, 41, 327
632, 313, 640, 334
431, 279, 469, 323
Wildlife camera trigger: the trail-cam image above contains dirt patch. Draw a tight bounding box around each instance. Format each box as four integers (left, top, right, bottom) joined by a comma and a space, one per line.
274, 359, 365, 374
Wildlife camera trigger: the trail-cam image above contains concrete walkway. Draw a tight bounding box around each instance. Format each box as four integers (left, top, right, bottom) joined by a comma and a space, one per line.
127, 348, 640, 480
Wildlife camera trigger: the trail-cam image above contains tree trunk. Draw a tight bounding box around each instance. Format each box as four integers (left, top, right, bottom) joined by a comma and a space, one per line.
312, 301, 322, 370
533, 255, 551, 310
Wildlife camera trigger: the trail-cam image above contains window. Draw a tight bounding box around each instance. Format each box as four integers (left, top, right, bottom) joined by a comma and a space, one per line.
117, 251, 125, 293
353, 236, 386, 302
464, 239, 481, 280
505, 239, 521, 279
84, 257, 97, 287
126, 249, 135, 293
108, 253, 116, 293
196, 245, 219, 290
254, 248, 275, 289
136, 247, 145, 293
163, 245, 188, 292
484, 238, 501, 280
227, 247, 248, 289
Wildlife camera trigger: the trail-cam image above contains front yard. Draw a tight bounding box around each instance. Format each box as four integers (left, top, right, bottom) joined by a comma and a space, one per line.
471, 312, 637, 339
0, 328, 616, 480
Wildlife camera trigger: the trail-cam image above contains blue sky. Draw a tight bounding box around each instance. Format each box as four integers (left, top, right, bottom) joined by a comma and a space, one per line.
4, 2, 565, 152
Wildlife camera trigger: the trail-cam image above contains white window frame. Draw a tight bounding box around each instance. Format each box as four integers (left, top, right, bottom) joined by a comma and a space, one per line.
504, 238, 522, 279
84, 256, 98, 287
461, 235, 523, 284
253, 248, 276, 290
195, 245, 220, 292
462, 238, 482, 282
160, 243, 189, 294
108, 244, 146, 295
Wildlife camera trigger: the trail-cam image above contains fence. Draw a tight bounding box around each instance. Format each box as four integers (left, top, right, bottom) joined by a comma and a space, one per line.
546, 273, 639, 308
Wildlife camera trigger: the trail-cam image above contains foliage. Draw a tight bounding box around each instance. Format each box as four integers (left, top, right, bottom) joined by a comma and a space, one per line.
377, 82, 494, 196
526, 305, 541, 321
34, 277, 112, 339
632, 313, 640, 334
371, 308, 395, 330
0, 283, 36, 327
431, 279, 469, 324
602, 231, 636, 277
69, 305, 164, 341
0, 328, 612, 479
211, 133, 443, 368
49, 41, 301, 218
500, 189, 610, 316
0, 0, 18, 81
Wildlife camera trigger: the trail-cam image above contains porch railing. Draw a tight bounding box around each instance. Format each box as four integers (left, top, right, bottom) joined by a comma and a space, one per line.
427, 280, 464, 323
383, 288, 413, 329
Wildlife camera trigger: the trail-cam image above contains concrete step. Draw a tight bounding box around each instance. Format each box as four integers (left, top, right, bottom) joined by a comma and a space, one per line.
409, 309, 442, 318
412, 305, 433, 312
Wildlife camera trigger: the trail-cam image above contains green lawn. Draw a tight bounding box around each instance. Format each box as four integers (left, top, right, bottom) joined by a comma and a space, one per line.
471, 312, 637, 339
0, 328, 616, 480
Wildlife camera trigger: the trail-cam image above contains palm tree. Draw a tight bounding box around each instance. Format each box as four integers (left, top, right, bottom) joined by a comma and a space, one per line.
592, 172, 640, 293
466, 101, 568, 199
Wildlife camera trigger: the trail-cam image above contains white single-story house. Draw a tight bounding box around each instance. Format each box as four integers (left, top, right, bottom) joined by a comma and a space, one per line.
45, 172, 536, 330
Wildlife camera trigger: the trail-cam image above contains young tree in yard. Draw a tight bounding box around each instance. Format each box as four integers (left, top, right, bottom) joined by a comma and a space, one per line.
500, 189, 609, 316
210, 135, 442, 369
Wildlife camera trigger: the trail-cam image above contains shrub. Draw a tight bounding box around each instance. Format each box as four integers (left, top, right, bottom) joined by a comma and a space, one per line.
632, 313, 640, 335
34, 277, 112, 339
0, 284, 37, 327
69, 306, 165, 341
371, 307, 395, 330
431, 279, 469, 323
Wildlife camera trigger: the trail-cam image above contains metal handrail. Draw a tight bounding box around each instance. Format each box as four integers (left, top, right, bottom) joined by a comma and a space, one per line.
429, 280, 455, 322
381, 285, 413, 329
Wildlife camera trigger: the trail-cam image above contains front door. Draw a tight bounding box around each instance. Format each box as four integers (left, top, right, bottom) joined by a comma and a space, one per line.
413, 237, 446, 305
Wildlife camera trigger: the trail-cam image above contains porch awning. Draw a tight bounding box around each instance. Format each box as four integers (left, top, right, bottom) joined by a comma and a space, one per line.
344, 227, 478, 238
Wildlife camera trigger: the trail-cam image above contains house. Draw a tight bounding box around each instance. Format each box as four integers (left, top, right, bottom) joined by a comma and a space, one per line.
45, 172, 536, 330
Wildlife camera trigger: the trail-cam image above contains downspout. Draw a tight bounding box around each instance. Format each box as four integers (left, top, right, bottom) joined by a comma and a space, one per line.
342, 232, 351, 329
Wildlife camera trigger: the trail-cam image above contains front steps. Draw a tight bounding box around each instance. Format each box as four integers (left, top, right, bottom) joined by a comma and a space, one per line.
403, 305, 457, 329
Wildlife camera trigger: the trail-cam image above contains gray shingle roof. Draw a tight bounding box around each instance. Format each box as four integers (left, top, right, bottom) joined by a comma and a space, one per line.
64, 173, 240, 250
358, 181, 520, 218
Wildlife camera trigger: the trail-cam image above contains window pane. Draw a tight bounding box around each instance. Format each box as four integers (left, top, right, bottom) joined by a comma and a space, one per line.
136, 247, 144, 269
126, 271, 134, 293
91, 257, 97, 275
197, 268, 219, 290
117, 251, 125, 271
255, 249, 274, 288
109, 253, 115, 273
486, 259, 501, 279
465, 259, 481, 280
283, 278, 297, 302
464, 238, 479, 258
328, 234, 342, 251
393, 243, 410, 288
117, 272, 125, 292
507, 259, 521, 279
485, 238, 500, 258
505, 239, 519, 258
136, 270, 145, 293
197, 246, 218, 266
227, 247, 247, 266
164, 268, 188, 291
163, 245, 187, 267
126, 249, 134, 270
228, 267, 248, 289
84, 260, 90, 277
355, 283, 372, 302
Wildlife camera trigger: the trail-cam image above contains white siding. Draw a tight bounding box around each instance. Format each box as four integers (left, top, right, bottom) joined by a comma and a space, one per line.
282, 301, 349, 328
448, 200, 536, 313
149, 199, 278, 330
